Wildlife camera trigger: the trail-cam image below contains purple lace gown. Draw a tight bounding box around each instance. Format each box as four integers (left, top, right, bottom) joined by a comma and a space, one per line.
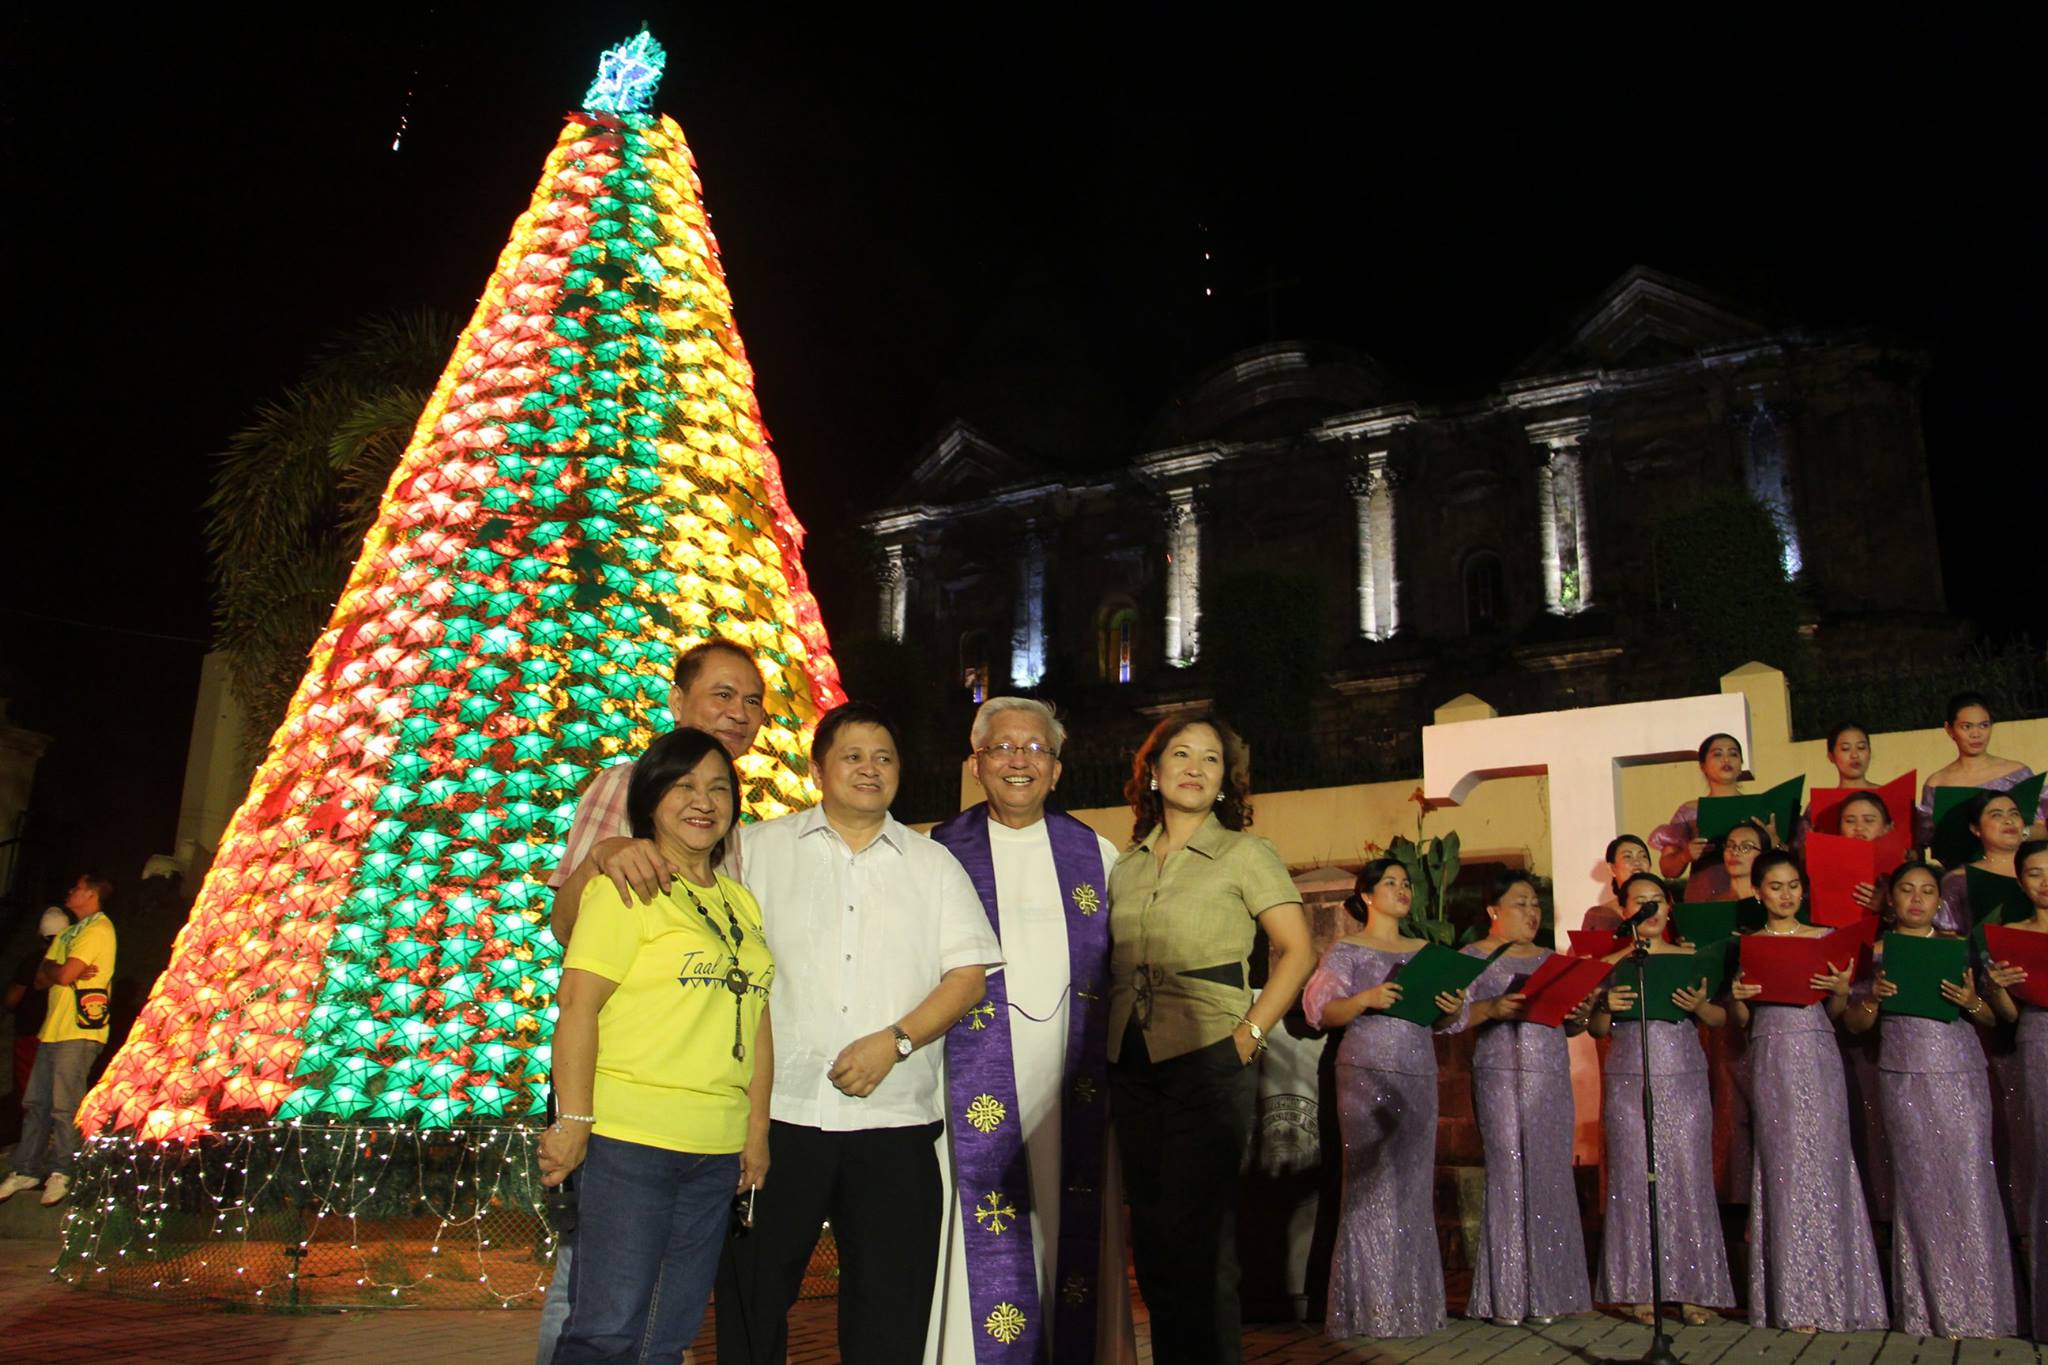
1875, 996, 2018, 1337
1303, 942, 1445, 1338
1745, 1001, 1888, 1331
1595, 1017, 1735, 1307
1460, 947, 1591, 1323
2022, 1006, 2048, 1342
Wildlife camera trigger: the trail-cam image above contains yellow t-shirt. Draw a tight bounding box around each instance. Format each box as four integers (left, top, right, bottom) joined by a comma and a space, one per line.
42, 913, 117, 1044
562, 874, 773, 1154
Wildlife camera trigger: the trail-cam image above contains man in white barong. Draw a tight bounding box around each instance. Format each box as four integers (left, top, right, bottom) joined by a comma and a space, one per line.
924, 697, 1136, 1364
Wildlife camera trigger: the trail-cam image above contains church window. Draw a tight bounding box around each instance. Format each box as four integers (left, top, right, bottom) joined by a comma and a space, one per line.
1464, 551, 1505, 633
960, 631, 991, 704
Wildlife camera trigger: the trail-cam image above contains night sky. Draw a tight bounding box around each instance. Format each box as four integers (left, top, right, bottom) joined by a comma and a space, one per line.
2, 6, 2035, 900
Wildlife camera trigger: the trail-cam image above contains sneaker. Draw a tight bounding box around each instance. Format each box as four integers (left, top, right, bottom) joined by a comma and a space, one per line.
38, 1173, 70, 1206
0, 1173, 41, 1202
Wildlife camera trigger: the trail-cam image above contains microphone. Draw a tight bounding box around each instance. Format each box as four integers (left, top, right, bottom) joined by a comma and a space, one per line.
1619, 896, 1666, 931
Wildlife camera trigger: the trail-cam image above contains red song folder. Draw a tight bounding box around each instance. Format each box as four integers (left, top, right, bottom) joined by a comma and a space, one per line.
1567, 928, 1626, 959
1807, 771, 1917, 837
1983, 924, 2048, 1009
1514, 953, 1617, 1028
1739, 922, 1872, 1006
1805, 831, 1908, 928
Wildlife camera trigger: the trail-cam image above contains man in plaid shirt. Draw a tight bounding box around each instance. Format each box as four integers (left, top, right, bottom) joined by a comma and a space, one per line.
537, 635, 768, 1364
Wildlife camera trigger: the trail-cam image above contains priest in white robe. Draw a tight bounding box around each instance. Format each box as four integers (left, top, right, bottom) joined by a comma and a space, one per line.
924, 697, 1137, 1364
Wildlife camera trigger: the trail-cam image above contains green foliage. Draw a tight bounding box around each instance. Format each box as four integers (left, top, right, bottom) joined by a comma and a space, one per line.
1388, 831, 1460, 946
1204, 567, 1328, 749
208, 310, 461, 748
1644, 487, 1804, 689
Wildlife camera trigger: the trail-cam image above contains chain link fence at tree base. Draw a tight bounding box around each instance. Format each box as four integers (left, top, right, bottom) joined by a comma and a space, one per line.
52, 1123, 840, 1308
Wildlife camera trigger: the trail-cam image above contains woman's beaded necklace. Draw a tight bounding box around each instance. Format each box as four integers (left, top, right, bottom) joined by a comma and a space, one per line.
676, 876, 754, 1061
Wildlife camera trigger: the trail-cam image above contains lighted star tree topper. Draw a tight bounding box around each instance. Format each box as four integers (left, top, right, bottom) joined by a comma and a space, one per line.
76, 29, 842, 1150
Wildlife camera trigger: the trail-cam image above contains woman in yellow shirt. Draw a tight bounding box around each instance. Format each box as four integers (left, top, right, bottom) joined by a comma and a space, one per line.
540, 726, 774, 1364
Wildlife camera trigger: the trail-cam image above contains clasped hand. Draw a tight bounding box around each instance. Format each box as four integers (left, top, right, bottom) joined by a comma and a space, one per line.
828, 1030, 898, 1098
538, 1121, 588, 1188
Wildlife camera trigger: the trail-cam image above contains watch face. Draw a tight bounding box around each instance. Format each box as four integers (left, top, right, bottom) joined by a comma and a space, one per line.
896, 1036, 914, 1057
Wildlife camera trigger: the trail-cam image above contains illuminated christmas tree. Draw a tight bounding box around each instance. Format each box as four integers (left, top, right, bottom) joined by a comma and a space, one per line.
63, 32, 841, 1302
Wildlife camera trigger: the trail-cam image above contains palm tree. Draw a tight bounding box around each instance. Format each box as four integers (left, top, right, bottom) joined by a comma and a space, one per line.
207, 309, 460, 747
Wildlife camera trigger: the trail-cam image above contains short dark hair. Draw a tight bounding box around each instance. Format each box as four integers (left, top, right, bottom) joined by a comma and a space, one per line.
673, 637, 762, 692
811, 701, 903, 765
626, 728, 740, 866
1825, 722, 1871, 753
1124, 710, 1251, 843
1945, 691, 1991, 724
1964, 789, 2023, 837
1836, 791, 1892, 827
2016, 838, 2048, 879
1605, 834, 1649, 864
1488, 868, 1540, 907
1697, 732, 1742, 766
74, 873, 113, 909
1344, 856, 1406, 920
1724, 818, 1773, 851
1618, 872, 1669, 906
1884, 859, 1942, 925
1749, 848, 1804, 891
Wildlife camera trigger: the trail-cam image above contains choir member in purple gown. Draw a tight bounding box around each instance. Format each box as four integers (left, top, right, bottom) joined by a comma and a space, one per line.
1832, 790, 1899, 1223
1915, 692, 2043, 848
1584, 835, 1651, 934
1938, 790, 2030, 934
1587, 874, 1734, 1326
1302, 858, 1469, 1340
1652, 733, 1750, 900
1845, 861, 2017, 1339
1985, 838, 2048, 1343
1726, 851, 1887, 1333
1459, 871, 1595, 1326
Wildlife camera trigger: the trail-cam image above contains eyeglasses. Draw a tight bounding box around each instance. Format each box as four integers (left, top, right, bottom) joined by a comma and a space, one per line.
1725, 841, 1763, 854
976, 741, 1058, 760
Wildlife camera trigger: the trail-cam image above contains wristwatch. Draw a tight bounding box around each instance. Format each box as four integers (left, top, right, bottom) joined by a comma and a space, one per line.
890, 1025, 914, 1060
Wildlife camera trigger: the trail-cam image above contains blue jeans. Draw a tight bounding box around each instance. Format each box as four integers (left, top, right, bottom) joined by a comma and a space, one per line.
15, 1039, 102, 1179
536, 1242, 573, 1365
555, 1135, 737, 1365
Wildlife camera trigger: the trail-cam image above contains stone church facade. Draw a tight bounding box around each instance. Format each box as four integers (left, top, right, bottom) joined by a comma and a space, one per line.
859, 268, 1946, 795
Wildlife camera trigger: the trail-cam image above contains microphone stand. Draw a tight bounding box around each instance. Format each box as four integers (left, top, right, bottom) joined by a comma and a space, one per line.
1627, 930, 1680, 1365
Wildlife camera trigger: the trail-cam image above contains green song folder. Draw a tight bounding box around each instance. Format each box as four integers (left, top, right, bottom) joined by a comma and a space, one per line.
1964, 866, 2029, 928
1620, 942, 1732, 1023
1671, 901, 1743, 947
1383, 943, 1499, 1027
1879, 933, 1970, 1022
1697, 775, 1805, 843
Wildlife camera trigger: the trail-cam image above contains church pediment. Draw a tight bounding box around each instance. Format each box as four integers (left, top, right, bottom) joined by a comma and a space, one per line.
897, 419, 1049, 503
1517, 267, 1769, 378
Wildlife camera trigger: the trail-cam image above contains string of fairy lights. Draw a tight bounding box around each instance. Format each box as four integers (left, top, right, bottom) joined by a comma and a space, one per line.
60, 1123, 556, 1306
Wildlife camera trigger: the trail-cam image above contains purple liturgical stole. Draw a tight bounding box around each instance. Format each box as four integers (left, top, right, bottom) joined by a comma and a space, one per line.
931, 805, 1112, 1364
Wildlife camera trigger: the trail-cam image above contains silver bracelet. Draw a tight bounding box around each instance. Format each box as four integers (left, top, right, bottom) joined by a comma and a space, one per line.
554, 1113, 596, 1125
